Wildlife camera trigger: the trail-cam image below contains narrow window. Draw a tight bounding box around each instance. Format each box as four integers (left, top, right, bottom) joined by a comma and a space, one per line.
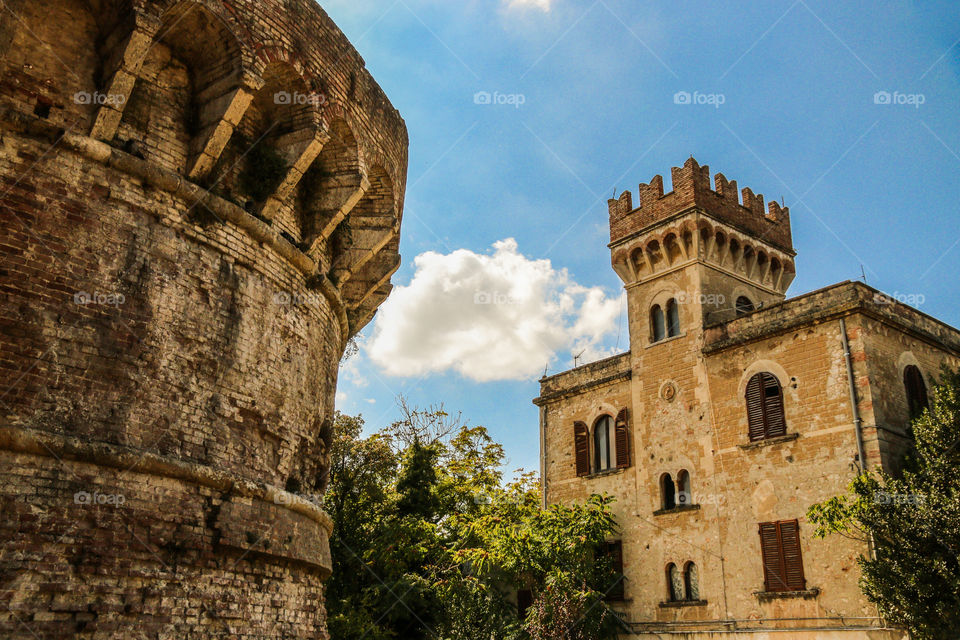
903, 365, 929, 420
661, 473, 676, 510
676, 469, 691, 506
745, 372, 787, 441
666, 298, 680, 337
593, 416, 612, 472
758, 519, 806, 592
683, 562, 699, 600
651, 305, 665, 342
603, 541, 625, 601
735, 296, 754, 317
667, 563, 683, 602
574, 421, 589, 477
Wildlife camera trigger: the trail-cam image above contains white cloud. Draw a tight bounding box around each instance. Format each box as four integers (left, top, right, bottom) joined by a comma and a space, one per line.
366, 239, 623, 382
504, 0, 552, 11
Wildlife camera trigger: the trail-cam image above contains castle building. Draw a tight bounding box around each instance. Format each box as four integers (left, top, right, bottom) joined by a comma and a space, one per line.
534, 158, 960, 638
0, 1, 406, 637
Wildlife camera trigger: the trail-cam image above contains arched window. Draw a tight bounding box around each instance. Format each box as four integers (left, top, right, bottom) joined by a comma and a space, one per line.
667, 563, 683, 602
661, 473, 676, 510
593, 416, 613, 472
683, 562, 699, 600
666, 299, 680, 337
676, 470, 691, 506
735, 296, 754, 317
745, 372, 787, 441
651, 305, 665, 342
903, 365, 929, 420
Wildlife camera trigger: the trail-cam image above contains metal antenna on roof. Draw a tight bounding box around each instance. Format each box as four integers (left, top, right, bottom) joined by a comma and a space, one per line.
573, 349, 585, 368
860, 265, 868, 284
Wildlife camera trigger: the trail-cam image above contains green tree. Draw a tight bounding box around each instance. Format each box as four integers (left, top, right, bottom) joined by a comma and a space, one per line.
808, 368, 960, 640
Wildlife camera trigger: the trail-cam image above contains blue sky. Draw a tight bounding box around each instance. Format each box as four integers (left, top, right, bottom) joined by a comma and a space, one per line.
325, 0, 960, 475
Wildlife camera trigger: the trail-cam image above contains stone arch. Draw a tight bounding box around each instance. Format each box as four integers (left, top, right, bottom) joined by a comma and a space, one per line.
738, 359, 792, 399
213, 61, 323, 242
645, 239, 664, 272
663, 232, 683, 265
116, 0, 253, 175
713, 230, 727, 265
334, 166, 399, 294
299, 117, 364, 257
0, 0, 102, 129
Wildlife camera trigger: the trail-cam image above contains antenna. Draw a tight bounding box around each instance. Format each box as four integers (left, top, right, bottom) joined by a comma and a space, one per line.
573, 349, 585, 368
543, 362, 549, 378
860, 264, 867, 284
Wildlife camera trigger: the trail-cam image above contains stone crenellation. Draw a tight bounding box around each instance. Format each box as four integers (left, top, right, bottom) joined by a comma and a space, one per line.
608, 157, 792, 252
0, 1, 407, 638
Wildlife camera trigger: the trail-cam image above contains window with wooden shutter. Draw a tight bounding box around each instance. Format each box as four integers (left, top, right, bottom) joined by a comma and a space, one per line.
615, 408, 630, 469
746, 372, 787, 441
758, 519, 806, 592
574, 421, 589, 477
604, 541, 624, 600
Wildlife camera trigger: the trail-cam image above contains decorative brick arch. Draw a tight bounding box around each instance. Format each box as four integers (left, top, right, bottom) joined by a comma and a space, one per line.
738, 359, 791, 398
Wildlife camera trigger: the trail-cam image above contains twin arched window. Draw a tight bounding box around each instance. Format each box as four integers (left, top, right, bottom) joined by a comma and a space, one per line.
745, 372, 787, 441
903, 365, 929, 420
660, 470, 693, 510
574, 410, 631, 476
666, 562, 699, 602
651, 299, 681, 343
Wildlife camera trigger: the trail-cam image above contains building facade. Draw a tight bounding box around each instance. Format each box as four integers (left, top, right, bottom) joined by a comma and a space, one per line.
0, 1, 406, 637
534, 158, 960, 638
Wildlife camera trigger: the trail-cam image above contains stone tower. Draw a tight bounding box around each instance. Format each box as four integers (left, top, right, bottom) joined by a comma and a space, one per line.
538, 158, 959, 636
0, 1, 406, 637
607, 156, 796, 346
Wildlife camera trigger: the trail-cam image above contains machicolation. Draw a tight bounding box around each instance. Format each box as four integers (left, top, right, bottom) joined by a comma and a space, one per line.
0, 0, 407, 637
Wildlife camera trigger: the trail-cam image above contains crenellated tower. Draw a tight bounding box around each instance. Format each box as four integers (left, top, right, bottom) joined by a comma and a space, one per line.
608, 158, 796, 349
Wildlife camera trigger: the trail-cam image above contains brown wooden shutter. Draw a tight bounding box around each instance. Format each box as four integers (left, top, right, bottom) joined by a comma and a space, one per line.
762, 374, 787, 438
759, 522, 786, 592
779, 520, 806, 591
615, 408, 630, 469
574, 421, 589, 477
759, 520, 805, 592
746, 375, 766, 441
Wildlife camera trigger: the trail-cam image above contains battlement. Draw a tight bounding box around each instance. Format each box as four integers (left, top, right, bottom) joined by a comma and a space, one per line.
608, 158, 793, 252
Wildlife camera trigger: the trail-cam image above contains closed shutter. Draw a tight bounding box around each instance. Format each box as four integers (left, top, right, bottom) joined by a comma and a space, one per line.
574, 421, 589, 477
615, 408, 630, 469
759, 520, 805, 592
746, 375, 766, 441
762, 374, 787, 438
779, 520, 806, 591
759, 522, 786, 592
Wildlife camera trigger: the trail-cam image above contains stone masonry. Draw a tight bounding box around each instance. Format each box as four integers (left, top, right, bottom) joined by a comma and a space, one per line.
0, 1, 407, 638
535, 158, 960, 638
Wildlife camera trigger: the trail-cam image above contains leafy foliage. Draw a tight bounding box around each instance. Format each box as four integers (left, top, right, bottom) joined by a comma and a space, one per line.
324, 405, 623, 640
807, 368, 960, 640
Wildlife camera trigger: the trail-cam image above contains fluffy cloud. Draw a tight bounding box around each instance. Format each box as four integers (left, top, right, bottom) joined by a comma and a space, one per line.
504, 0, 553, 11
366, 239, 623, 382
